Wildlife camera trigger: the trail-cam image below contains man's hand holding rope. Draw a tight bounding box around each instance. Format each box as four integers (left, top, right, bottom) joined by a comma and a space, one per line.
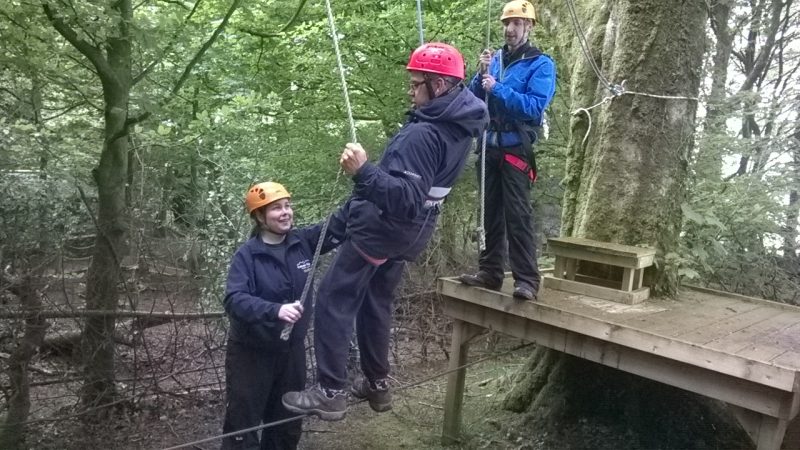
340, 143, 368, 176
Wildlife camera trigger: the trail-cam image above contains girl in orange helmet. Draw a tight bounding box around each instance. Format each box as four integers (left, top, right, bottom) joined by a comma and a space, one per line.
221, 181, 344, 449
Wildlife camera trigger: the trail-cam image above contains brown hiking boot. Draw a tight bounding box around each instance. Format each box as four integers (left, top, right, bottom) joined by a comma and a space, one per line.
351, 377, 392, 412
457, 271, 502, 290
282, 385, 347, 421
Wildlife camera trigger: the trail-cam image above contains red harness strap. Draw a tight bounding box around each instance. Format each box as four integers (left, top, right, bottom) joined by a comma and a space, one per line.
503, 153, 537, 182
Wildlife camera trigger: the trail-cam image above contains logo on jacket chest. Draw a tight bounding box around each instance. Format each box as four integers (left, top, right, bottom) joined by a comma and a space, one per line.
297, 259, 311, 273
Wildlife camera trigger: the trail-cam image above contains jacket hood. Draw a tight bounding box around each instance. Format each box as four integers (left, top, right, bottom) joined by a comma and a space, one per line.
411, 85, 489, 138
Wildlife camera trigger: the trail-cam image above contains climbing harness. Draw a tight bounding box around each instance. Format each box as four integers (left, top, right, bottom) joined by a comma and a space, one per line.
280, 0, 357, 341
476, 0, 493, 252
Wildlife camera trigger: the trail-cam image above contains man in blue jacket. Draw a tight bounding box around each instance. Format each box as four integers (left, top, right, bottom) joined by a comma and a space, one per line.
282, 43, 489, 421
459, 0, 556, 301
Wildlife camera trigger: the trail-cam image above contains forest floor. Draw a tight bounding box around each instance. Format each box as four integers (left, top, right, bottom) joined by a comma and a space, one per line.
4, 261, 758, 449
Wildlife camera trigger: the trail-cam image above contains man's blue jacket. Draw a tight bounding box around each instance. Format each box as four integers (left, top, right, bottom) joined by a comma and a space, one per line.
344, 85, 489, 260
468, 43, 556, 147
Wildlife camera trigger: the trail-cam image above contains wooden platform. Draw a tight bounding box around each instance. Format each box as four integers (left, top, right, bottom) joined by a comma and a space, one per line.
437, 277, 800, 450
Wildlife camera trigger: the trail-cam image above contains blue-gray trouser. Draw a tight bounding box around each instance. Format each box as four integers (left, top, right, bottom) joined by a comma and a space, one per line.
315, 239, 405, 390
477, 145, 540, 289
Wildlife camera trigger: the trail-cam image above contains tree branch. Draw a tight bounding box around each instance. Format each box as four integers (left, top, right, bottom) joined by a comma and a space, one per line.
42, 3, 115, 84
126, 0, 241, 127
237, 0, 308, 38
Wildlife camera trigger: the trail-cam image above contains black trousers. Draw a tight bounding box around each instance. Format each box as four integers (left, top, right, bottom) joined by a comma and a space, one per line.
221, 340, 305, 450
476, 145, 541, 289
315, 239, 405, 390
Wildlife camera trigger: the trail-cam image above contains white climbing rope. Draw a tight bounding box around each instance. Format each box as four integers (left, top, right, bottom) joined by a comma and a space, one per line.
281, 0, 356, 341
477, 0, 493, 252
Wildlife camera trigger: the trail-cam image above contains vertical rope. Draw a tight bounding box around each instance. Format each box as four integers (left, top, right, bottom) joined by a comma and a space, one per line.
477, 0, 492, 252
324, 0, 358, 143
281, 0, 353, 341
415, 0, 425, 45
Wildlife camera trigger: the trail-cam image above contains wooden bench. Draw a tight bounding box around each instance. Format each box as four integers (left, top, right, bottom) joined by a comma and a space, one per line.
546, 237, 656, 304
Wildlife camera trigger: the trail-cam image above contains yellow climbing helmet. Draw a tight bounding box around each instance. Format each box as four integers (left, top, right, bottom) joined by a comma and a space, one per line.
501, 0, 537, 24
245, 182, 291, 214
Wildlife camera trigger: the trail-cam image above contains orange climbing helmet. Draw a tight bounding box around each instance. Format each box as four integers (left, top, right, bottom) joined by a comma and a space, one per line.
245, 182, 291, 214
501, 0, 537, 24
406, 42, 465, 80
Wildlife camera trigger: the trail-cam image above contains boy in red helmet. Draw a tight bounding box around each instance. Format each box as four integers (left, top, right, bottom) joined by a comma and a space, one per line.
282, 43, 488, 421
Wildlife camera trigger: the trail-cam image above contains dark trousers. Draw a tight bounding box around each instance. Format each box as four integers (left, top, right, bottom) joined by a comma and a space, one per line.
477, 146, 540, 289
221, 340, 305, 450
315, 239, 405, 390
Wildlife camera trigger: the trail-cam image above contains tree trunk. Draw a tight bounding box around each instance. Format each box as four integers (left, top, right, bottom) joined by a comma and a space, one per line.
561, 0, 705, 295
0, 277, 49, 450
500, 2, 749, 447
697, 0, 733, 180
782, 112, 800, 275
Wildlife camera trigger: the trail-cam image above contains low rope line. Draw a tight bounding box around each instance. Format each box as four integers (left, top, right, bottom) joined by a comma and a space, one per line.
163, 342, 534, 449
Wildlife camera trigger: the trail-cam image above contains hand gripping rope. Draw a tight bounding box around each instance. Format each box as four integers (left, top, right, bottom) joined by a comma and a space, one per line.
280, 0, 357, 341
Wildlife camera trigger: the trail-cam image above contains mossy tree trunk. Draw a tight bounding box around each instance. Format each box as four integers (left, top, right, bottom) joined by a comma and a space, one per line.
501, 1, 749, 448
556, 0, 705, 296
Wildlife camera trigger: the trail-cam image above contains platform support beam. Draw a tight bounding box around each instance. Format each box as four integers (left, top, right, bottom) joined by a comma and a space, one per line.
442, 319, 483, 445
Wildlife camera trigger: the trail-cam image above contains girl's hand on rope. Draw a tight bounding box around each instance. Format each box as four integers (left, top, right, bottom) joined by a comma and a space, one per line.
478, 48, 494, 74
278, 301, 303, 324
340, 142, 368, 176
481, 74, 497, 93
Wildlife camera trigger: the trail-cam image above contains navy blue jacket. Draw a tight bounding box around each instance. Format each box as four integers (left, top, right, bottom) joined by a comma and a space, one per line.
223, 222, 342, 350
344, 85, 489, 260
468, 43, 556, 147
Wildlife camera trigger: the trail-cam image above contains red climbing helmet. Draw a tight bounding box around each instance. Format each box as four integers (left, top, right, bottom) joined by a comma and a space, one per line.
406, 43, 465, 80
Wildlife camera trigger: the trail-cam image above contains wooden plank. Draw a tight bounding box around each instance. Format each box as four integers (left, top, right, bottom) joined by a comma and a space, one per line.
730, 406, 789, 450
686, 285, 800, 314
565, 258, 577, 281
441, 296, 797, 418
620, 296, 761, 340
708, 312, 800, 356
547, 244, 652, 269
621, 268, 634, 292
438, 278, 799, 391
633, 269, 644, 290
538, 288, 672, 324
679, 306, 785, 344
554, 256, 566, 279
548, 237, 657, 259
544, 276, 650, 305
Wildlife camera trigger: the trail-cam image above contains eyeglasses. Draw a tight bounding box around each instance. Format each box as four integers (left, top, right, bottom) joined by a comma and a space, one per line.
408, 79, 426, 90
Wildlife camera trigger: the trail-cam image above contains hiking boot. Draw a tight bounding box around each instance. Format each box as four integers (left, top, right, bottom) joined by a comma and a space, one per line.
282, 385, 347, 421
457, 271, 502, 290
351, 377, 392, 413
513, 282, 538, 301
